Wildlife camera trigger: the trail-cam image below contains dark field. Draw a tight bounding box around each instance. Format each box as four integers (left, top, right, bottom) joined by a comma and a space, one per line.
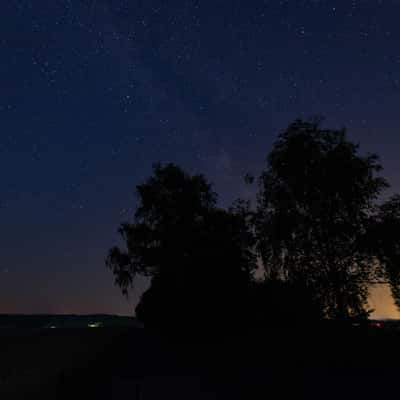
1, 318, 400, 399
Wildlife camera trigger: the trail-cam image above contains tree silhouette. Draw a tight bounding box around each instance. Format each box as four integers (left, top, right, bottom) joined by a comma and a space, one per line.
249, 278, 324, 326
106, 163, 256, 330
107, 121, 400, 326
256, 118, 389, 320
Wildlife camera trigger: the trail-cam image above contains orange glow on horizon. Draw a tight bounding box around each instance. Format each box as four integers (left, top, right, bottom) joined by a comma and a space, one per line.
369, 284, 400, 320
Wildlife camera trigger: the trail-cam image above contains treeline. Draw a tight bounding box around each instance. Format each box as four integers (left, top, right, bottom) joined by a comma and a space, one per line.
106, 119, 400, 331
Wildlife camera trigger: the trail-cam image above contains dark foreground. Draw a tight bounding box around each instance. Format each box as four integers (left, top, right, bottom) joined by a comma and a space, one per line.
1, 323, 399, 399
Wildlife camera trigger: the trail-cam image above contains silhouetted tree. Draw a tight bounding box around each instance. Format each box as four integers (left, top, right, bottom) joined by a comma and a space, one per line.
247, 277, 324, 328
107, 121, 400, 326
256, 118, 388, 320
107, 163, 256, 330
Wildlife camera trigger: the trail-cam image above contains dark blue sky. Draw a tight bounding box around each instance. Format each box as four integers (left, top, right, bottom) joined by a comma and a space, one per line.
1, 0, 399, 315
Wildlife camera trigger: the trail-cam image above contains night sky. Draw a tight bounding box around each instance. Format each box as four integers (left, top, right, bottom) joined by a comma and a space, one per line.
1, 0, 399, 317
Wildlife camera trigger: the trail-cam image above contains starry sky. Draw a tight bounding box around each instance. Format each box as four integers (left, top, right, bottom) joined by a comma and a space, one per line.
1, 0, 399, 317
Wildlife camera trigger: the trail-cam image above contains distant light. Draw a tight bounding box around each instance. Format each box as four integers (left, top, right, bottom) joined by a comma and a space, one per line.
49, 325, 56, 329
374, 321, 383, 328
88, 322, 102, 328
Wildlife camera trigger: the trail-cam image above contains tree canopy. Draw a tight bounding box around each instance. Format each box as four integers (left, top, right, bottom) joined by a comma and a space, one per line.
256, 118, 389, 319
107, 119, 400, 327
107, 163, 256, 329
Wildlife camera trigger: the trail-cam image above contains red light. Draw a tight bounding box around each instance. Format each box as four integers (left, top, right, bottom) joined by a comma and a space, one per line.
374, 321, 383, 328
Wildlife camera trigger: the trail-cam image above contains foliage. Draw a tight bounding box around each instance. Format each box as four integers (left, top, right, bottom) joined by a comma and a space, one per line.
107, 163, 256, 328
107, 120, 400, 326
256, 118, 388, 319
248, 279, 323, 326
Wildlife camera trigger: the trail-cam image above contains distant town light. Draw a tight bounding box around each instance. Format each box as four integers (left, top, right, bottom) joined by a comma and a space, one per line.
87, 322, 102, 328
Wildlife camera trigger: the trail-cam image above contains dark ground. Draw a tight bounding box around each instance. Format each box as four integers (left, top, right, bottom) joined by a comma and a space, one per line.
1, 323, 399, 399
